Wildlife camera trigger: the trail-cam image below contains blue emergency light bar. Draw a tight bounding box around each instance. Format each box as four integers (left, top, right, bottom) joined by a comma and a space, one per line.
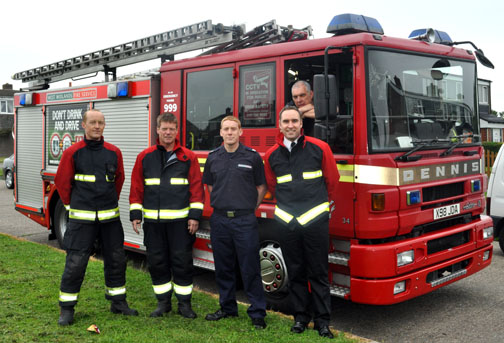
107, 81, 130, 98
408, 29, 453, 44
327, 14, 384, 35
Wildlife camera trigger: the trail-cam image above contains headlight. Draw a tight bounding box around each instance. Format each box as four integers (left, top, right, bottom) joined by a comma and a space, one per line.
483, 227, 493, 240
397, 250, 414, 267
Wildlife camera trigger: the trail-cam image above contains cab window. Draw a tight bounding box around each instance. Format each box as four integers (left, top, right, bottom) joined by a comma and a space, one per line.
186, 68, 233, 150
239, 62, 276, 127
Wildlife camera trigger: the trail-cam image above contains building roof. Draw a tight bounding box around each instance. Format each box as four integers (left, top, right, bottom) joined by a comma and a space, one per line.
480, 113, 504, 124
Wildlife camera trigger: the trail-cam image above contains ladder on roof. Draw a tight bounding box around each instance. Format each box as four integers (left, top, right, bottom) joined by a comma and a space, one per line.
12, 20, 312, 90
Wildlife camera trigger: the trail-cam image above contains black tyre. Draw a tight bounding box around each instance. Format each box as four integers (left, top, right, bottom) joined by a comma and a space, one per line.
54, 199, 68, 248
499, 226, 504, 254
5, 170, 13, 189
258, 220, 293, 314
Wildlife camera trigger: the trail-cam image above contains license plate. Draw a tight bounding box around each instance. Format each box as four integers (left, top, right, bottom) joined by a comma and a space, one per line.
433, 204, 460, 220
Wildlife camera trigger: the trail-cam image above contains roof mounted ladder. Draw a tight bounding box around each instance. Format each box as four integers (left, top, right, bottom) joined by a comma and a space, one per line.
12, 20, 241, 89
12, 20, 312, 91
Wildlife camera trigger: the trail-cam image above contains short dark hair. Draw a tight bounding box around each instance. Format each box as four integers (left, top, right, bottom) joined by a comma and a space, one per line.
82, 109, 103, 123
279, 106, 302, 121
157, 113, 178, 128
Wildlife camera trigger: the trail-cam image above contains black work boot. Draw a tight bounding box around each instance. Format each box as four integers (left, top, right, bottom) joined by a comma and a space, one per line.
150, 298, 172, 317
58, 306, 75, 326
110, 300, 139, 316
177, 300, 197, 319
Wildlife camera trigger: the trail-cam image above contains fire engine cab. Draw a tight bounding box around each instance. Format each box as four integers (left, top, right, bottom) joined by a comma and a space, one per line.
12, 14, 495, 306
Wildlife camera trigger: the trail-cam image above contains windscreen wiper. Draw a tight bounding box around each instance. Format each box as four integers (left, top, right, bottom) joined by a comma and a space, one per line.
440, 134, 476, 157
395, 138, 448, 162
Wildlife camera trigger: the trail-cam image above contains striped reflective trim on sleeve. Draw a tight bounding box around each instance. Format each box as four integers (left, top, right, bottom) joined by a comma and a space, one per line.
97, 207, 120, 221
152, 281, 173, 295
106, 286, 126, 296
74, 174, 96, 182
59, 291, 78, 302
296, 202, 329, 226
276, 174, 292, 184
130, 203, 143, 211
190, 202, 204, 210
69, 208, 97, 221
302, 170, 323, 180
170, 178, 189, 185
173, 283, 193, 296
274, 205, 294, 224
145, 178, 161, 186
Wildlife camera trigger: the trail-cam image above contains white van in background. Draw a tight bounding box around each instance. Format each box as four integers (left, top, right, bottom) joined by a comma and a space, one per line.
487, 144, 504, 253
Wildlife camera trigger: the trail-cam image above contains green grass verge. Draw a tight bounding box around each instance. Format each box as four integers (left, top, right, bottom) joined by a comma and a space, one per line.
0, 157, 4, 178
0, 234, 357, 343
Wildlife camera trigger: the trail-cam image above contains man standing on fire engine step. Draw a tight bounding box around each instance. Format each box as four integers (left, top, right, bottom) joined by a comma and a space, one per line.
130, 113, 204, 319
264, 106, 339, 338
55, 109, 138, 326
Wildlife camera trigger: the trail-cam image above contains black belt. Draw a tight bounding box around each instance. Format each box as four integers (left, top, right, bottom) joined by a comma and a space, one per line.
214, 209, 254, 218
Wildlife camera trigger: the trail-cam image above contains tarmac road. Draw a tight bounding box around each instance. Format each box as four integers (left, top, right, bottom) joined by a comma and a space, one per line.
1, 181, 503, 342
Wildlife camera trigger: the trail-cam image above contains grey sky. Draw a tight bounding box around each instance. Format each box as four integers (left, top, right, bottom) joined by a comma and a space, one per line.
2, 0, 502, 110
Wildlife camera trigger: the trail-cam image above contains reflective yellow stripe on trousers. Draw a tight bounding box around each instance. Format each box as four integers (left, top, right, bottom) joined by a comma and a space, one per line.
59, 291, 78, 302
106, 286, 126, 296
153, 281, 172, 295
173, 283, 193, 295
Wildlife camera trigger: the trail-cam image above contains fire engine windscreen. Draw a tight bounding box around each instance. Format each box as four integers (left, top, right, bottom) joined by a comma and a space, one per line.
368, 50, 477, 152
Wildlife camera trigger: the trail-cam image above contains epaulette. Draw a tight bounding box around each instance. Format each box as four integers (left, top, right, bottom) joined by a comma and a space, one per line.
244, 146, 257, 153
208, 146, 223, 154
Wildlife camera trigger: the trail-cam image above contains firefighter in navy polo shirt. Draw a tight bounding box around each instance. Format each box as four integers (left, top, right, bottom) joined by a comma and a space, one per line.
203, 116, 267, 330
55, 109, 138, 326
129, 113, 204, 319
264, 106, 339, 339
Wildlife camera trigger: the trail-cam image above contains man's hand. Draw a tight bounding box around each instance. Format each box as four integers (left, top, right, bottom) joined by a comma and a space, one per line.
187, 219, 199, 235
132, 219, 142, 234
299, 104, 315, 118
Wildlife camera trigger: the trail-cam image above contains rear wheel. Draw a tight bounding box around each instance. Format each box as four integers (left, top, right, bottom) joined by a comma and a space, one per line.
5, 170, 13, 189
54, 199, 68, 248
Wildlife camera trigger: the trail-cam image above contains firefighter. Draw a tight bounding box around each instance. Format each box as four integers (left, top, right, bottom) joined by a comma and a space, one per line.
264, 106, 339, 339
203, 116, 267, 330
291, 80, 315, 136
55, 109, 137, 326
130, 113, 204, 319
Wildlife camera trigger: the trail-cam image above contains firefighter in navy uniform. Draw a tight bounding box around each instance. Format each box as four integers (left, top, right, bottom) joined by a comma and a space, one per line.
264, 106, 339, 339
203, 116, 268, 330
55, 109, 137, 326
129, 113, 204, 319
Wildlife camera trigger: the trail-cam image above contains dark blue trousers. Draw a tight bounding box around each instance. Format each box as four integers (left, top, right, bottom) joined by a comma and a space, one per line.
210, 212, 266, 319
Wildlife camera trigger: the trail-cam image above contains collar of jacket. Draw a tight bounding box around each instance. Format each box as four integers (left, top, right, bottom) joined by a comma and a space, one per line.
156, 137, 182, 153
275, 131, 305, 149
84, 136, 104, 150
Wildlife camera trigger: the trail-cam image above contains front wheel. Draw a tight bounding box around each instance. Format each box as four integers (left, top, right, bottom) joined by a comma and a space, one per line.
258, 220, 293, 314
54, 199, 68, 248
5, 170, 13, 189
499, 226, 504, 254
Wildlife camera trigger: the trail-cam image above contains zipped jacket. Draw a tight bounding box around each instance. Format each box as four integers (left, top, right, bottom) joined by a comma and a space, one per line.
129, 138, 204, 223
55, 137, 124, 223
264, 133, 339, 228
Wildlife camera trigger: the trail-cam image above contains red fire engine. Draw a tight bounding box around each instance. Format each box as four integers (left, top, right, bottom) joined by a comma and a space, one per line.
12, 14, 495, 306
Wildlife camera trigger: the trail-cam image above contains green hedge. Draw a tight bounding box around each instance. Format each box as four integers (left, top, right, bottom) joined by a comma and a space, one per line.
483, 141, 503, 154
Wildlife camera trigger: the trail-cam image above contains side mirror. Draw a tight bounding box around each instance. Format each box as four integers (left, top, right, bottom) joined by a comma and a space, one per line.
313, 74, 338, 120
